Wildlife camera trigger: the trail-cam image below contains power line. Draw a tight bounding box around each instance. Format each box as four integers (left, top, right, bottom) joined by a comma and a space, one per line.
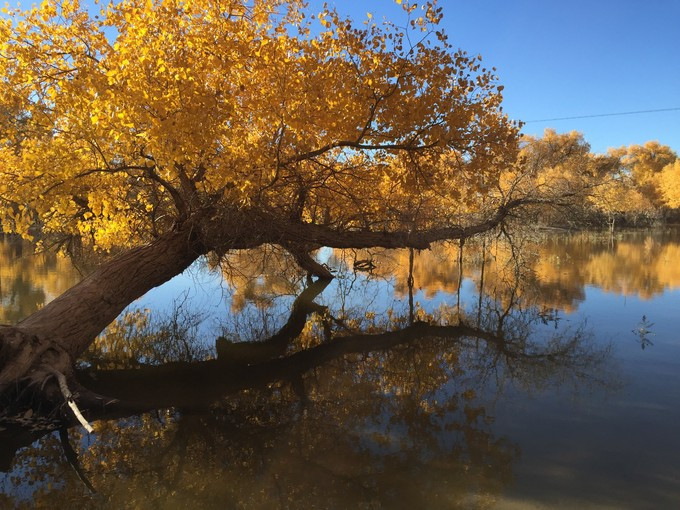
523, 107, 680, 123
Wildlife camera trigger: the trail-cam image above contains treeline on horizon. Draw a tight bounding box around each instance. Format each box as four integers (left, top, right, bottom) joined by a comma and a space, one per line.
514, 129, 679, 230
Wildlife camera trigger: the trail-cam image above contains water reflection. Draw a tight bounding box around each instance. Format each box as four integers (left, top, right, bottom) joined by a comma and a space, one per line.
1, 260, 612, 508
3, 230, 680, 508
333, 229, 680, 312
0, 236, 81, 323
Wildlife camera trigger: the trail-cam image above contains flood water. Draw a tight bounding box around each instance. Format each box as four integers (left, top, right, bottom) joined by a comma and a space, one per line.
1, 229, 680, 509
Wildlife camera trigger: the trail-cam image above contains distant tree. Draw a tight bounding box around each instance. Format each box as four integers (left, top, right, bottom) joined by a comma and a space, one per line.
509, 129, 612, 227
658, 160, 680, 208
609, 141, 677, 207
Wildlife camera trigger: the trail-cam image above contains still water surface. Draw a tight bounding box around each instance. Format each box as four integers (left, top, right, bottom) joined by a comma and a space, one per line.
1, 230, 679, 509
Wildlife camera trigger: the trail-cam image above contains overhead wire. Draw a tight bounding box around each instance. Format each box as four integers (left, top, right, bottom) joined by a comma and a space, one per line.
523, 107, 680, 123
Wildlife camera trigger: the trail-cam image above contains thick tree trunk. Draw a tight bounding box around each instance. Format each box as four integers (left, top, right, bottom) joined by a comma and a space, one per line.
0, 224, 205, 401
18, 227, 204, 358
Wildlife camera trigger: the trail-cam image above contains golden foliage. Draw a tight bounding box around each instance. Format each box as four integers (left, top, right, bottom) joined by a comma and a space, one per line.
337, 231, 680, 313
0, 0, 518, 249
658, 160, 680, 208
607, 141, 677, 208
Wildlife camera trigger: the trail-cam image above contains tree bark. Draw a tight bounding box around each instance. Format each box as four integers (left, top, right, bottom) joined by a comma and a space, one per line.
18, 227, 204, 358
260, 197, 544, 251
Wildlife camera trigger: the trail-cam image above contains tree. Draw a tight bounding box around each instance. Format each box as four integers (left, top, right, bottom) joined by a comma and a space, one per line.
586, 141, 677, 231
608, 141, 677, 208
0, 0, 546, 413
502, 129, 615, 228
658, 159, 680, 208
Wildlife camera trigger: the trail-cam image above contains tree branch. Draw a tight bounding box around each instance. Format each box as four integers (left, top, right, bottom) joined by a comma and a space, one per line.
284, 139, 439, 166
267, 196, 557, 251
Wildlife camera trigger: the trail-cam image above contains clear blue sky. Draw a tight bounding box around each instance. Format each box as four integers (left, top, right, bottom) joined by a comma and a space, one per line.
325, 0, 680, 154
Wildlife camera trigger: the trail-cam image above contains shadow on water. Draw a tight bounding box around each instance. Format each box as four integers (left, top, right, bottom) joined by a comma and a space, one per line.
0, 233, 617, 508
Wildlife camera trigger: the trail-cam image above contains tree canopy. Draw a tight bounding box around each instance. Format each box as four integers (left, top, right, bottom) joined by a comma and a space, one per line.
0, 0, 518, 253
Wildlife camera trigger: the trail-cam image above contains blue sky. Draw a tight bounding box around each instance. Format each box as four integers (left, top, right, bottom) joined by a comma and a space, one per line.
326, 0, 680, 154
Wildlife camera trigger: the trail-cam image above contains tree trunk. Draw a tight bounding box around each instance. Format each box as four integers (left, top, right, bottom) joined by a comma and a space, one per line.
0, 224, 205, 399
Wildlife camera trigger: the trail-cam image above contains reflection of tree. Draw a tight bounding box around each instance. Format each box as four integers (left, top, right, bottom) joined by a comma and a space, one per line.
336, 230, 680, 313
0, 237, 81, 323
1, 272, 612, 508
528, 231, 680, 301
7, 383, 516, 509
209, 246, 305, 313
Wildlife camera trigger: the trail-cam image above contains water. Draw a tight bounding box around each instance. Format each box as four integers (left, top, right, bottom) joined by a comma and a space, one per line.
1, 230, 679, 509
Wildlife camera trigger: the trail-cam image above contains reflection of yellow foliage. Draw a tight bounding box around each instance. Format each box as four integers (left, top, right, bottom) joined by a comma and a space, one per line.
20, 335, 516, 509
215, 246, 303, 312
653, 243, 680, 288
338, 231, 680, 313
88, 309, 151, 368
0, 237, 81, 323
580, 241, 680, 299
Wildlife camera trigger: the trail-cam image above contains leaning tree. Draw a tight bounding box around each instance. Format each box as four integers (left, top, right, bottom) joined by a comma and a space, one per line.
0, 0, 541, 411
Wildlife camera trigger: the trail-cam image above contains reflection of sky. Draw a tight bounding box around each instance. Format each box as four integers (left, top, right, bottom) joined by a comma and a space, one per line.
488, 286, 680, 508
130, 262, 229, 337
3, 235, 680, 506
130, 262, 487, 341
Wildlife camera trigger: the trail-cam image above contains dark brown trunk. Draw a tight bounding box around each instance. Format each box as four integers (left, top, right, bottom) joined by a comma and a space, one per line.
18, 227, 204, 358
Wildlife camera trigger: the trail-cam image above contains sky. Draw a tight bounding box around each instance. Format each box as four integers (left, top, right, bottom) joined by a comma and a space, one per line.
325, 0, 680, 154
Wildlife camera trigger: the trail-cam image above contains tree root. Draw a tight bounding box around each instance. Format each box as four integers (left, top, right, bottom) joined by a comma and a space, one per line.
45, 369, 94, 433
0, 326, 103, 433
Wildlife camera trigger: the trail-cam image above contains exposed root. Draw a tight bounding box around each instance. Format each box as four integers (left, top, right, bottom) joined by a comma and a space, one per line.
0, 326, 99, 433
45, 368, 94, 434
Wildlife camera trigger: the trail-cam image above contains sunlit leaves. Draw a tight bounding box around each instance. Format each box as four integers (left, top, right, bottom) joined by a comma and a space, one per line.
608, 141, 678, 208
0, 0, 518, 250
659, 160, 680, 208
